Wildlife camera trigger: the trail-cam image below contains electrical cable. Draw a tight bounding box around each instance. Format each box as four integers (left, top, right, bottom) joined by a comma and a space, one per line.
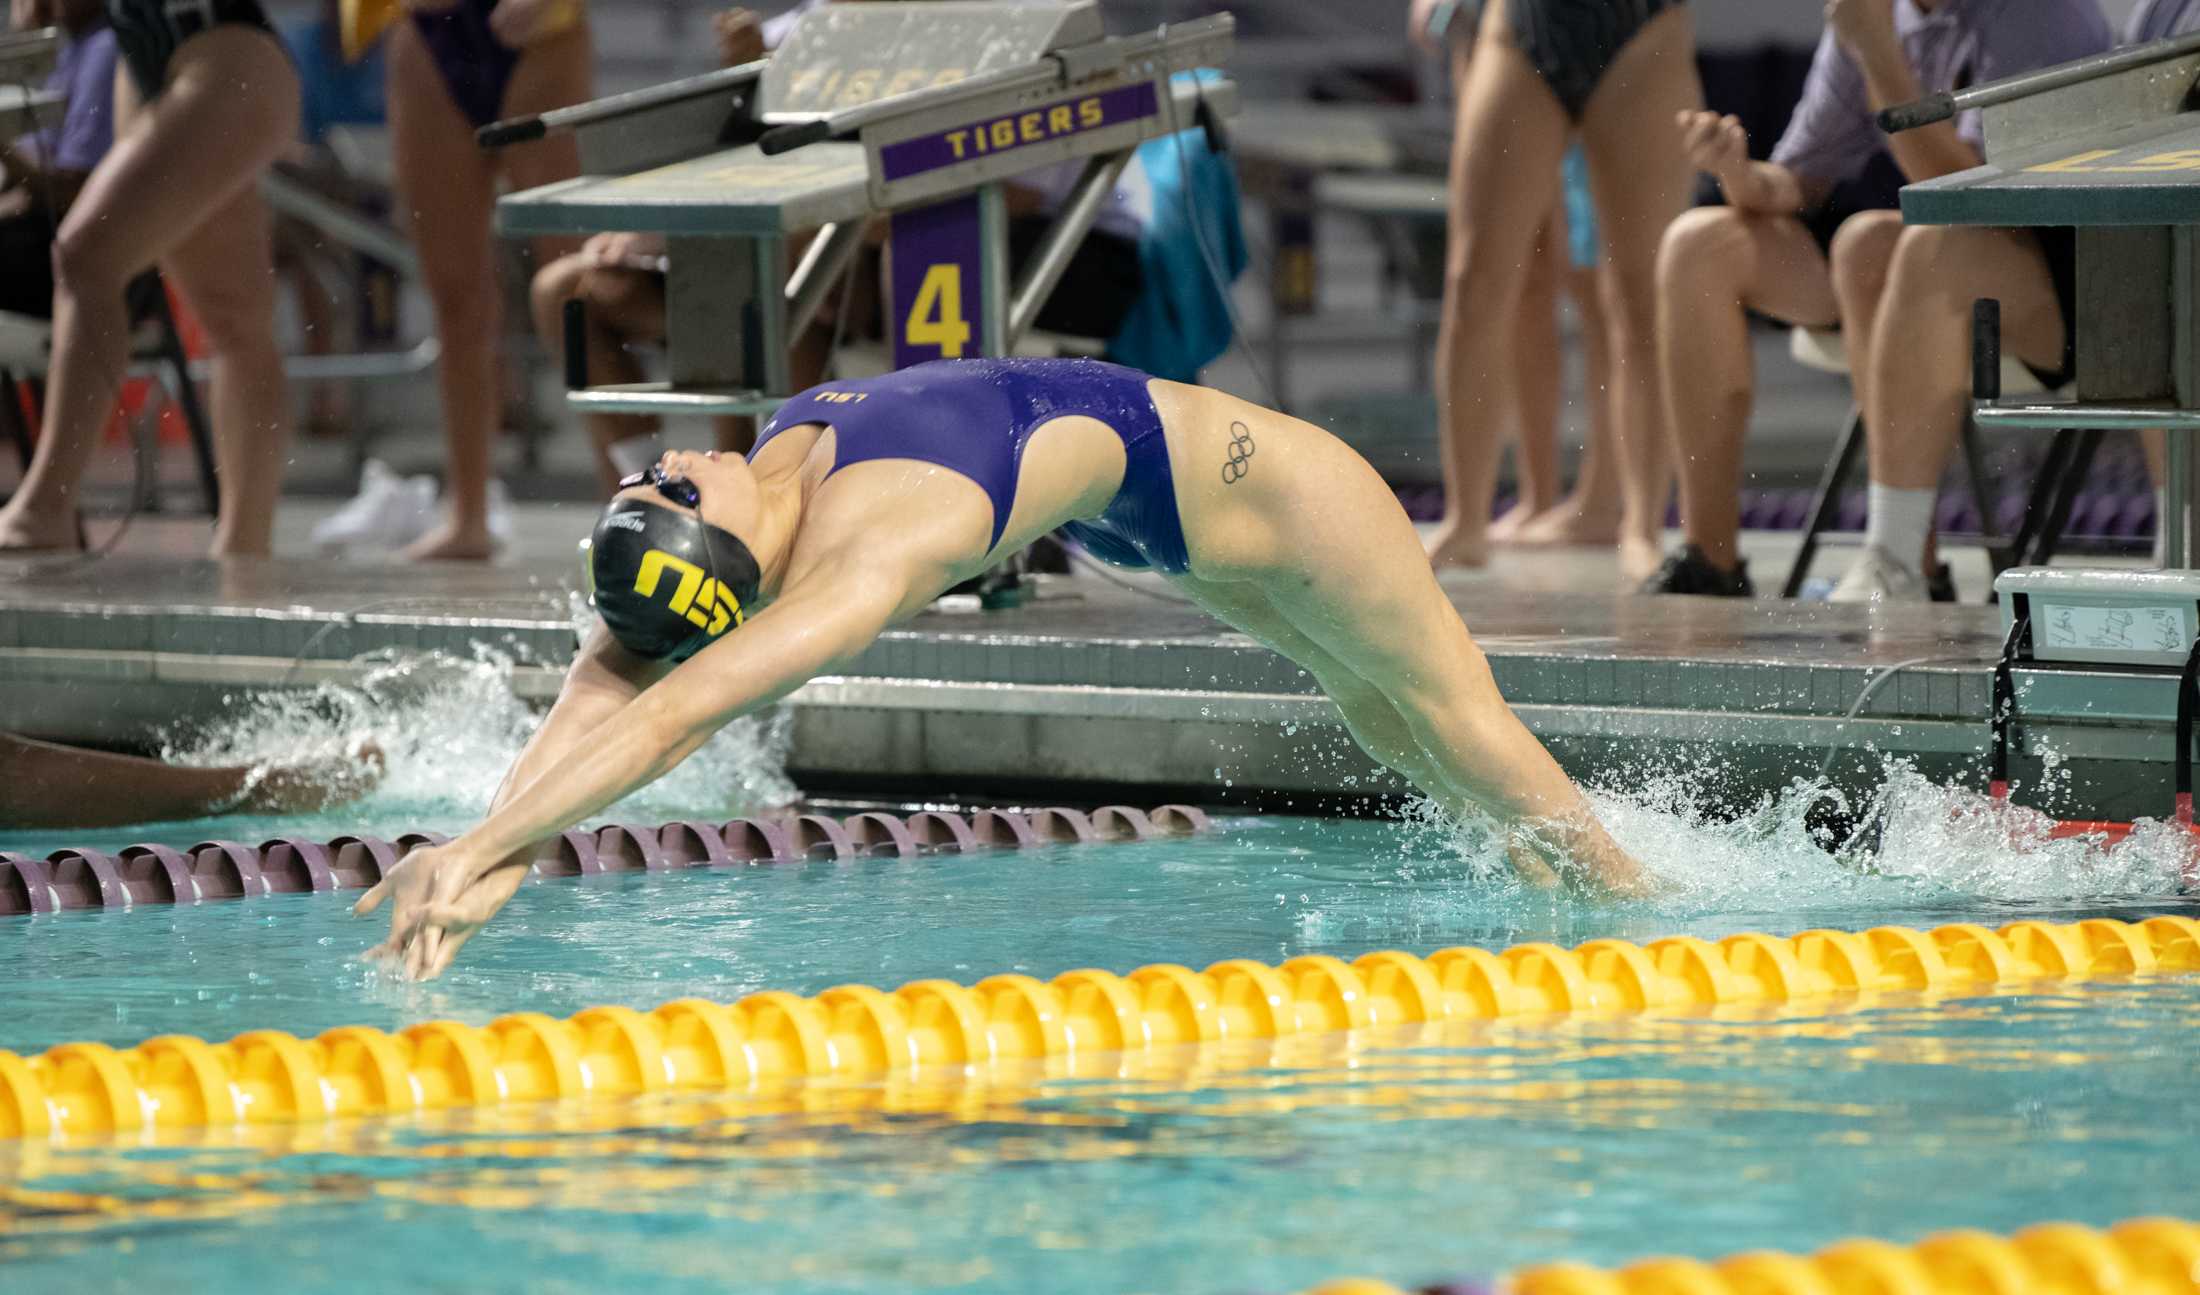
276, 596, 501, 686
1818, 653, 1982, 778
1047, 31, 1290, 594
1153, 32, 1280, 410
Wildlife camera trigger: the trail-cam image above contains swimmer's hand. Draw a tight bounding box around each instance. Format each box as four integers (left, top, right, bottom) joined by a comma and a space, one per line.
581, 231, 669, 273
1508, 833, 1655, 901
355, 840, 528, 981
1677, 110, 1749, 184
242, 741, 385, 816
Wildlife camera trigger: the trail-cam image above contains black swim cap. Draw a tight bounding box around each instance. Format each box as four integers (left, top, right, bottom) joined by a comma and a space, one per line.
586, 497, 763, 661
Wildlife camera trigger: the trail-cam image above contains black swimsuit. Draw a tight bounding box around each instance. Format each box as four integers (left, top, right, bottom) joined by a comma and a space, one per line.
1503, 0, 1685, 121
106, 0, 281, 99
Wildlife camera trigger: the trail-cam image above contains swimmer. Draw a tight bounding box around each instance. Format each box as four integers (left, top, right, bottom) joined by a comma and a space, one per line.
359, 359, 1650, 980
1409, 0, 1623, 551
0, 0, 297, 555
1420, 0, 1701, 582
387, 0, 592, 560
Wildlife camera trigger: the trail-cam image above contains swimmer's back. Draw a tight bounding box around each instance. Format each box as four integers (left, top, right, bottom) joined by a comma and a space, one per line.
756, 359, 1184, 568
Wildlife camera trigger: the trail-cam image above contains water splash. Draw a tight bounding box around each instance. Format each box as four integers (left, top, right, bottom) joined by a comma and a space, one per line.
156, 645, 796, 839
1394, 755, 2192, 915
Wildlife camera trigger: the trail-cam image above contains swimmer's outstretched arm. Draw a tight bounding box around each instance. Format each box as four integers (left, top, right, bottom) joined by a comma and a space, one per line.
469, 625, 673, 849
357, 561, 917, 979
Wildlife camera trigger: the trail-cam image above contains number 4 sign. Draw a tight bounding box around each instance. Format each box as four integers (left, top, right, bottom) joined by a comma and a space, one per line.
888, 191, 997, 368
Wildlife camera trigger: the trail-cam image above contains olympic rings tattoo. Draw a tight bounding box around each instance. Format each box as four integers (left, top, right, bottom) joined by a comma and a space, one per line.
1221, 421, 1256, 484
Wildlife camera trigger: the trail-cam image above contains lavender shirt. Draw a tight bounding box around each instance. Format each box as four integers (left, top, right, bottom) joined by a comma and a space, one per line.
14, 26, 118, 174
2125, 0, 2200, 43
1770, 0, 2112, 192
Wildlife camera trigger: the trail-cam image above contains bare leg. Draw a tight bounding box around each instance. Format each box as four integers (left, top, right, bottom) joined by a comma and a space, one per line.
162, 182, 292, 555
1172, 574, 1458, 801
1491, 209, 1568, 542
391, 25, 588, 560
0, 732, 381, 829
1826, 211, 1903, 419
387, 22, 501, 559
1654, 209, 1837, 573
1574, 5, 1702, 580
1271, 478, 1637, 891
1425, 1, 1569, 569
1514, 257, 1624, 545
275, 222, 350, 435
1172, 402, 1643, 893
1864, 226, 2064, 496
0, 28, 296, 552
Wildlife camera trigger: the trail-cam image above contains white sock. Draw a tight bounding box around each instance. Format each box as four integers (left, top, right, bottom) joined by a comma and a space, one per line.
607, 433, 666, 477
1864, 483, 1936, 577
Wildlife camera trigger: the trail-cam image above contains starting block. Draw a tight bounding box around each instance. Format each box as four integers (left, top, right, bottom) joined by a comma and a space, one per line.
1989, 568, 2200, 875
1893, 29, 2200, 567
485, 1, 1236, 417
1891, 32, 2200, 871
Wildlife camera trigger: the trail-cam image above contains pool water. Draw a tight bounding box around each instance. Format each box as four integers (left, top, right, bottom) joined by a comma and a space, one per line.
3, 807, 2197, 1294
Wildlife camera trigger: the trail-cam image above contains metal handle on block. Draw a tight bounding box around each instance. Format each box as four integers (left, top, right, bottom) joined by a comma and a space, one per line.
1972, 298, 2001, 403
759, 120, 834, 156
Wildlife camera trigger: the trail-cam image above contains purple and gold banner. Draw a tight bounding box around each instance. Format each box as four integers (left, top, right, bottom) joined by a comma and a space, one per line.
878, 81, 1160, 182
888, 193, 985, 368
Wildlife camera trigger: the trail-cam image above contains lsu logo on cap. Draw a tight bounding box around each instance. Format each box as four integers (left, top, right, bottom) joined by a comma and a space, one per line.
634, 549, 745, 636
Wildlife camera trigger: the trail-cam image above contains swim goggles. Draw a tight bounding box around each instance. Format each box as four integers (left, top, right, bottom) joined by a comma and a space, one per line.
619, 463, 703, 510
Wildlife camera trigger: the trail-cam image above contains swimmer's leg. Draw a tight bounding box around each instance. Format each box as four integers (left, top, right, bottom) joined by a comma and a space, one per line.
1491, 207, 1568, 543
389, 20, 502, 560
1860, 224, 2065, 582
160, 182, 290, 557
1655, 210, 1838, 576
1223, 445, 1641, 894
1574, 3, 1700, 579
1173, 573, 1457, 802
0, 27, 296, 554
1427, 0, 1570, 569
1513, 215, 1623, 548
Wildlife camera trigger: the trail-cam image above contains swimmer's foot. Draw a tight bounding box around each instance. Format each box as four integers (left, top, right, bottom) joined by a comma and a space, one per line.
1487, 498, 1549, 544
243, 741, 386, 815
0, 503, 84, 554
1424, 521, 1490, 570
1511, 496, 1620, 547
1617, 533, 1666, 584
402, 519, 499, 563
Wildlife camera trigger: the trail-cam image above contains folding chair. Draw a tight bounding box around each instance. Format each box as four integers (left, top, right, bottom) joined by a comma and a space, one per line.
0, 282, 219, 516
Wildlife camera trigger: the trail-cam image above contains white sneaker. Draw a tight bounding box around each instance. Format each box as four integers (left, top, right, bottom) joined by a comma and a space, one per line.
311, 458, 438, 555
1828, 545, 1930, 604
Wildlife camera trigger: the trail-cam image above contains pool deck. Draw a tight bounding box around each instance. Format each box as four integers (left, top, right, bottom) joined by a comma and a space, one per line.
0, 553, 2179, 817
